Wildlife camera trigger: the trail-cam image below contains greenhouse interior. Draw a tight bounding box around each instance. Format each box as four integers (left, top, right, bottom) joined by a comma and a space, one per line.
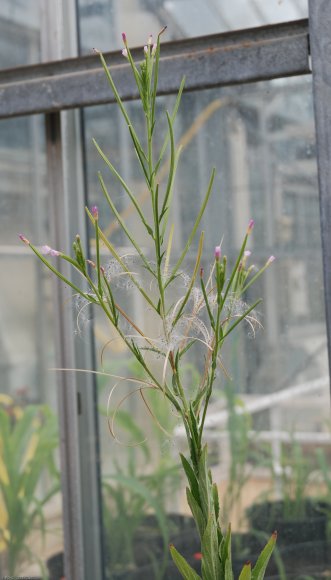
1, 0, 331, 579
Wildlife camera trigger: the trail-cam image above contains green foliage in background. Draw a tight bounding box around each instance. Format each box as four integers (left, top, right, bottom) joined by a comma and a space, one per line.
0, 396, 59, 576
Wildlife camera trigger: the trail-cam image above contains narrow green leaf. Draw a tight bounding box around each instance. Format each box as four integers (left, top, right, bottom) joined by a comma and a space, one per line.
98, 52, 147, 164
198, 445, 211, 521
86, 208, 157, 311
93, 139, 152, 235
160, 111, 176, 220
212, 482, 220, 524
167, 168, 215, 287
239, 563, 252, 580
170, 544, 202, 580
225, 558, 234, 580
201, 516, 221, 580
251, 532, 277, 580
180, 454, 200, 504
28, 242, 94, 303
186, 488, 205, 539
97, 173, 153, 275
155, 76, 185, 175
172, 231, 204, 327
220, 524, 232, 568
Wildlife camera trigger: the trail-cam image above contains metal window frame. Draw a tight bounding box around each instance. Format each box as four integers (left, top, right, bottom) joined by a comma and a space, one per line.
1, 5, 330, 580
0, 19, 310, 118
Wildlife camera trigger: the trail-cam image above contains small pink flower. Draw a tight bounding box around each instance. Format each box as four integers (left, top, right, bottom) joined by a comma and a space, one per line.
244, 250, 251, 257
247, 219, 255, 234
122, 48, 128, 58
193, 552, 202, 561
41, 245, 61, 257
214, 245, 221, 261
18, 234, 30, 245
122, 32, 127, 45
91, 205, 99, 219
266, 255, 276, 265
144, 45, 148, 55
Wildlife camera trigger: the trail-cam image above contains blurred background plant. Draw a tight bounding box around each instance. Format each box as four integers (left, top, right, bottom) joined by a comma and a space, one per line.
0, 394, 59, 577
99, 357, 181, 578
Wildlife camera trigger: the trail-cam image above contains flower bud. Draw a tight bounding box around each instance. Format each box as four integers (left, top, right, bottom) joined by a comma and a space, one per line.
122, 32, 127, 46
214, 246, 221, 261
247, 219, 255, 234
91, 205, 99, 220
41, 245, 61, 257
244, 250, 251, 257
266, 255, 275, 265
18, 234, 30, 245
122, 48, 128, 58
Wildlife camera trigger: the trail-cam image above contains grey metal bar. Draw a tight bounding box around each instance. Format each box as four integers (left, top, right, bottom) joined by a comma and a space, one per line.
308, 0, 331, 395
0, 19, 310, 119
46, 111, 85, 580
41, 1, 104, 579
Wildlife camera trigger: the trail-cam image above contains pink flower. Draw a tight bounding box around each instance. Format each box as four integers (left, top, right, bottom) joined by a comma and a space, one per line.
41, 245, 61, 257
266, 255, 276, 265
122, 48, 128, 58
122, 32, 127, 46
144, 45, 148, 55
247, 219, 255, 234
244, 250, 251, 257
91, 205, 99, 219
214, 245, 221, 261
18, 234, 30, 245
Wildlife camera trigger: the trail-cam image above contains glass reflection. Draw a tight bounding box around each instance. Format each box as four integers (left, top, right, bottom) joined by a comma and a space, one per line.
83, 76, 331, 578
78, 0, 308, 53
0, 1, 40, 69
0, 116, 63, 577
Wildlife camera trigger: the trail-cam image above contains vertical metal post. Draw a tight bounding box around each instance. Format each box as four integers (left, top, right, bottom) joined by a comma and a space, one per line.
308, 0, 331, 397
41, 1, 104, 578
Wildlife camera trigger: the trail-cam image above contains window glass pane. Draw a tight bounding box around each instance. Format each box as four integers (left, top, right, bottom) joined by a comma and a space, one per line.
0, 1, 41, 69
82, 75, 331, 578
0, 116, 63, 577
78, 0, 308, 53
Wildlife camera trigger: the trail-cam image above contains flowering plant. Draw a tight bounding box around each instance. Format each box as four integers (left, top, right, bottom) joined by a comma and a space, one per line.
20, 29, 276, 579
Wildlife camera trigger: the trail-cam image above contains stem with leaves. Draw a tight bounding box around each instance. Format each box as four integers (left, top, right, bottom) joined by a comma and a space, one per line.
19, 31, 276, 579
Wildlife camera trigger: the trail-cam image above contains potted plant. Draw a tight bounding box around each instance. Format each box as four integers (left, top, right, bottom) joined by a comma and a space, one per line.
0, 394, 59, 578
247, 439, 330, 575
20, 29, 277, 577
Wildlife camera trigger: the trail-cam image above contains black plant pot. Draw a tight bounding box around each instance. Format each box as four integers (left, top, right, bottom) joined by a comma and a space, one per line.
108, 513, 201, 579
232, 533, 331, 578
246, 499, 330, 546
47, 551, 64, 580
